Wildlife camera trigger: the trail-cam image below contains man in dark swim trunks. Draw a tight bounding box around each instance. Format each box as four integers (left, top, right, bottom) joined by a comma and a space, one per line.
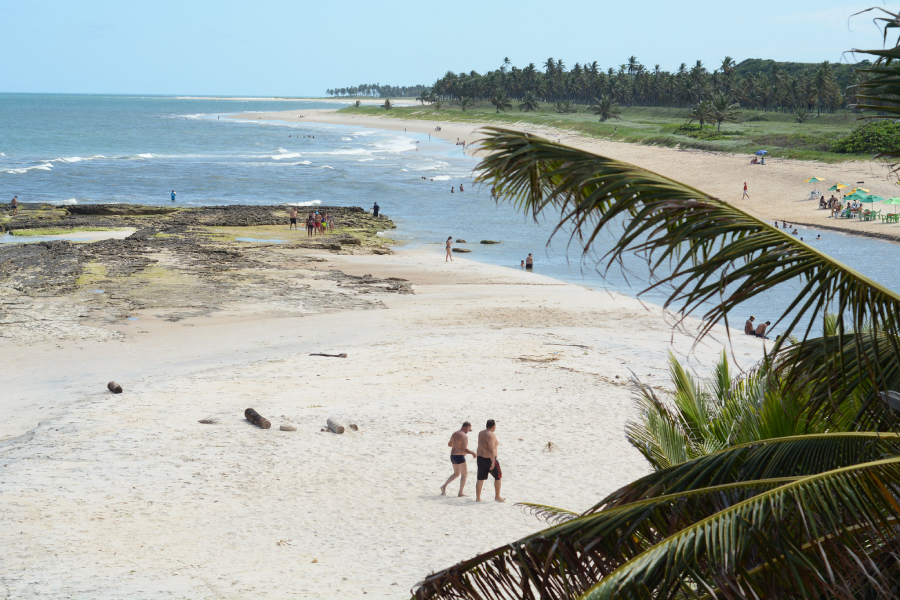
525, 254, 533, 271
441, 421, 476, 497
476, 419, 505, 502
289, 207, 298, 230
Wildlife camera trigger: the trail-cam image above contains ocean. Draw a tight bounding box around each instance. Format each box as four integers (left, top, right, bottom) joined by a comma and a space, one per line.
3, 93, 900, 338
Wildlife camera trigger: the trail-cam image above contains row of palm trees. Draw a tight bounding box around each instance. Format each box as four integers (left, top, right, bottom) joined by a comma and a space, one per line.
421, 56, 855, 115
325, 83, 427, 98
410, 12, 900, 599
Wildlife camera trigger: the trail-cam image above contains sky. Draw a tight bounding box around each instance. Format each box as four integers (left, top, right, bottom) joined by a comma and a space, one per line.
1, 0, 896, 96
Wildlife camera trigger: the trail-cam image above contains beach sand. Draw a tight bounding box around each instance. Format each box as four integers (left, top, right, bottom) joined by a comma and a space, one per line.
1, 242, 763, 598
230, 108, 900, 242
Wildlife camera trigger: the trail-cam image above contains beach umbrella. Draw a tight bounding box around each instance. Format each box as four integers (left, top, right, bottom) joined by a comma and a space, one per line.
861, 194, 885, 204
827, 183, 849, 192
803, 177, 826, 183
884, 197, 900, 205
755, 150, 767, 155
848, 187, 871, 194
843, 191, 868, 202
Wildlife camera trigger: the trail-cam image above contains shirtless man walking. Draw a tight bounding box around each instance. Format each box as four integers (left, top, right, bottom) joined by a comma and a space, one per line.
440, 421, 476, 496
476, 419, 505, 502
289, 207, 298, 230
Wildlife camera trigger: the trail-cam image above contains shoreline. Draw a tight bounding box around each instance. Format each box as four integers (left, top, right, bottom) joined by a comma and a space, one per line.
1, 204, 766, 598
228, 108, 900, 244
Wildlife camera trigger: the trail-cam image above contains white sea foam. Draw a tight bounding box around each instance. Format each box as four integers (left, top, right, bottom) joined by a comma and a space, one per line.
341, 137, 352, 141
399, 169, 408, 172
432, 175, 451, 181
271, 152, 304, 160
373, 138, 416, 153
137, 153, 155, 159
357, 158, 374, 162
321, 166, 334, 169
0, 153, 6, 157
3, 162, 55, 174
287, 199, 323, 207
62, 198, 78, 205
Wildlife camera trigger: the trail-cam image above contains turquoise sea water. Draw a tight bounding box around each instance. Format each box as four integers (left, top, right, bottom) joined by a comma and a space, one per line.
3, 93, 900, 337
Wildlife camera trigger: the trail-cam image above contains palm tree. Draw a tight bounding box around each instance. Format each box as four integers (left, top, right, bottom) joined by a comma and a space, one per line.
588, 96, 621, 122
687, 98, 714, 130
710, 93, 741, 131
413, 119, 900, 597
796, 106, 810, 123
382, 98, 393, 110
518, 91, 540, 112
489, 90, 512, 113
353, 100, 361, 108
432, 99, 443, 110
460, 96, 472, 111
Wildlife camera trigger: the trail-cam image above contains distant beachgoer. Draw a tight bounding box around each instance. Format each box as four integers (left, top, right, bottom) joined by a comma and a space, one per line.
742, 182, 749, 199
326, 212, 334, 233
289, 207, 298, 230
171, 190, 176, 202
520, 260, 525, 268
614, 126, 618, 134
460, 184, 464, 192
525, 254, 533, 271
744, 316, 756, 335
373, 202, 380, 217
446, 236, 453, 262
791, 229, 798, 235
800, 237, 804, 241
441, 421, 476, 497
816, 234, 822, 240
451, 187, 455, 194
782, 222, 788, 229
314, 212, 322, 234
753, 321, 771, 339
476, 419, 504, 502
306, 213, 315, 237
10, 196, 18, 216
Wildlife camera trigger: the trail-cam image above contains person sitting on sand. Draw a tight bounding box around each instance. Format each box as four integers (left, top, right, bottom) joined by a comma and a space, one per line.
289, 207, 298, 230
441, 421, 477, 497
744, 315, 756, 335
476, 419, 504, 502
749, 157, 758, 165
753, 321, 771, 339
446, 236, 453, 262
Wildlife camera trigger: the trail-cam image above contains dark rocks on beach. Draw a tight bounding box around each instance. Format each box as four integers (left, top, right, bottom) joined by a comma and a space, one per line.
480, 240, 501, 244
107, 381, 123, 394
452, 248, 472, 253
245, 407, 271, 429
455, 239, 466, 243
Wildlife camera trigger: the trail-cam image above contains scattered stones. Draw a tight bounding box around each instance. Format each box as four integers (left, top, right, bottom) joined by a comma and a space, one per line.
279, 424, 297, 432
452, 248, 472, 253
455, 239, 466, 243
480, 240, 501, 244
107, 381, 123, 394
327, 417, 346, 434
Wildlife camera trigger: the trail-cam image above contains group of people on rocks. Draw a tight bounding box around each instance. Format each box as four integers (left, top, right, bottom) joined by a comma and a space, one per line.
288, 207, 333, 236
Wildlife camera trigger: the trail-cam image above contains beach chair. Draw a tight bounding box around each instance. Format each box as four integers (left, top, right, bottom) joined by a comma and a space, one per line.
884, 213, 899, 223
839, 208, 851, 219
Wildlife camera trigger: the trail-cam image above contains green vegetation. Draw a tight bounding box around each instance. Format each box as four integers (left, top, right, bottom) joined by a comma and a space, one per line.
412, 44, 900, 594
339, 103, 864, 161
831, 119, 900, 154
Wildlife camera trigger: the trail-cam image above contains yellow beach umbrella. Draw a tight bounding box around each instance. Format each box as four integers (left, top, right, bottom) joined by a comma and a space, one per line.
803, 177, 826, 183
827, 183, 849, 192
848, 187, 870, 194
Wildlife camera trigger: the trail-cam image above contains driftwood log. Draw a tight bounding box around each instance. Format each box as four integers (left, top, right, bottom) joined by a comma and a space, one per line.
310, 353, 348, 358
327, 417, 345, 434
245, 408, 271, 429
107, 381, 123, 394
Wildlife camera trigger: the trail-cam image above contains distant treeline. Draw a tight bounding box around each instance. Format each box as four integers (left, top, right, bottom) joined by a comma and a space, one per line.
411, 57, 871, 114
325, 83, 428, 98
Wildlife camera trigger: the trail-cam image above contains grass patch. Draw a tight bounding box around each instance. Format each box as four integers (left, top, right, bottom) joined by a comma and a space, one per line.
344, 103, 872, 162
76, 262, 108, 287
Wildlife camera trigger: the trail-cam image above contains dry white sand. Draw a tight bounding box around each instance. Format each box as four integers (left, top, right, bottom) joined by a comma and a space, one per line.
232, 108, 900, 242
1, 246, 763, 598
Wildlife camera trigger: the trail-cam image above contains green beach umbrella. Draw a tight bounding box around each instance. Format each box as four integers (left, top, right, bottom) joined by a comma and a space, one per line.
884, 197, 900, 205
804, 177, 826, 183
844, 191, 868, 201
860, 194, 885, 204
827, 183, 849, 192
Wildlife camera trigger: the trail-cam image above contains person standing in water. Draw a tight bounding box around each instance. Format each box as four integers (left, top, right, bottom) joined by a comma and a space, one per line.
171, 190, 176, 202
476, 419, 504, 502
441, 421, 476, 496
445, 236, 453, 262
525, 254, 533, 271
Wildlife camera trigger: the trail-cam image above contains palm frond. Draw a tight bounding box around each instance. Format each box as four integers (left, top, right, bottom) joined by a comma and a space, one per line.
594, 431, 900, 509
516, 503, 580, 525
473, 127, 900, 422
580, 457, 900, 600
413, 479, 795, 600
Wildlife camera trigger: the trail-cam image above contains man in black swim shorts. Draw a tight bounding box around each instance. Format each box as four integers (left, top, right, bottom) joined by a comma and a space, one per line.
441, 421, 476, 497
525, 254, 533, 271
476, 419, 505, 502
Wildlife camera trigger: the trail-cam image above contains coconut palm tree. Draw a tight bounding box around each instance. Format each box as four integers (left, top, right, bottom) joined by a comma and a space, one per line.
796, 107, 810, 123
710, 93, 741, 131
588, 96, 621, 122
382, 98, 393, 110
687, 98, 714, 130
411, 38, 900, 592
518, 91, 540, 112
490, 90, 512, 113
353, 100, 361, 108
460, 96, 472, 111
